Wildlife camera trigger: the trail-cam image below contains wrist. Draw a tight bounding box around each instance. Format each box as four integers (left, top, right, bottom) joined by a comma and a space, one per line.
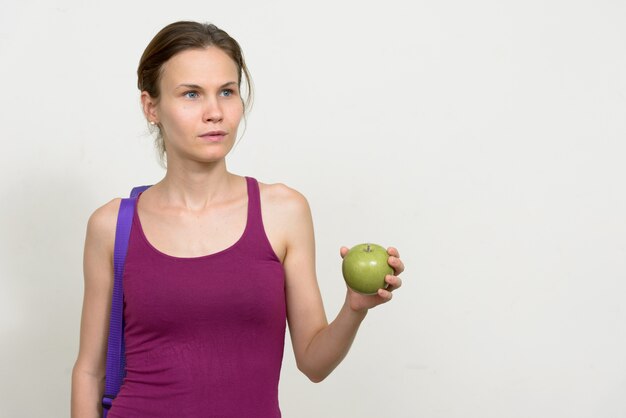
343, 294, 369, 319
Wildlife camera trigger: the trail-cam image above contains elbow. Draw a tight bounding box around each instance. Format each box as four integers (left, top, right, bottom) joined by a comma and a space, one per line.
297, 363, 329, 383
306, 372, 326, 384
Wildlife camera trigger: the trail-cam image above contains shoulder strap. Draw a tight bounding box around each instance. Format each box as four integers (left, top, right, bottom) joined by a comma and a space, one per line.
130, 185, 151, 198
102, 185, 151, 415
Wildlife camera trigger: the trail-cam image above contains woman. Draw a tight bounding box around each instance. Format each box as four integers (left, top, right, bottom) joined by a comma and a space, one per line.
71, 21, 404, 417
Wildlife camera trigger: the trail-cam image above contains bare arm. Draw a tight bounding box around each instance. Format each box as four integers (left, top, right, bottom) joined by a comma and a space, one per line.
71, 199, 120, 418
266, 185, 404, 383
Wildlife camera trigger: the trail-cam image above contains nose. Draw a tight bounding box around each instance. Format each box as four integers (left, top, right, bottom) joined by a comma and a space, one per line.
203, 97, 223, 123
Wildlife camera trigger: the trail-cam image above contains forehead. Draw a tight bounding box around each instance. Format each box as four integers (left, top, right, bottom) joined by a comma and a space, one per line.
160, 47, 239, 86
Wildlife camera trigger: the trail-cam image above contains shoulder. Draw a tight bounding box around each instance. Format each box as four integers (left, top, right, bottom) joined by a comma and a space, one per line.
257, 181, 314, 255
85, 198, 123, 250
87, 198, 122, 230
258, 181, 311, 217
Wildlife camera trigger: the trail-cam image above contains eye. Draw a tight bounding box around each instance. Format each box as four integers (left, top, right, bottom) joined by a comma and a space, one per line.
220, 89, 234, 97
184, 91, 199, 99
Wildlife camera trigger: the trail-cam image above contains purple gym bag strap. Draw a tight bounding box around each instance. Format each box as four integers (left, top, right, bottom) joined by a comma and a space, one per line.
102, 185, 151, 416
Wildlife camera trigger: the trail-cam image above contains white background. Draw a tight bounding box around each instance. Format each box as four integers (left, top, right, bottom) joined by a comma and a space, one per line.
1, 1, 625, 417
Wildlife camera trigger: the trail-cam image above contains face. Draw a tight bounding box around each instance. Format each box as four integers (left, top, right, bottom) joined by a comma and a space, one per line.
142, 47, 244, 164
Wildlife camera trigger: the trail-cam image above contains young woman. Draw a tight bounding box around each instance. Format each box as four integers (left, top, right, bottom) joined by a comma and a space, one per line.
71, 21, 404, 418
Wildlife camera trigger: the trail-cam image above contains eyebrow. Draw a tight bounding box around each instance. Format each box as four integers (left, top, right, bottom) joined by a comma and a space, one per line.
176, 81, 238, 90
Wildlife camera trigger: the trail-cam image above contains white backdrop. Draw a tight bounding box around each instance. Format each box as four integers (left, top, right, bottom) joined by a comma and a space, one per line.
1, 0, 625, 417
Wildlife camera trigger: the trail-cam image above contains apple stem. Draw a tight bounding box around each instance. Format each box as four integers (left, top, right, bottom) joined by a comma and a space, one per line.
366, 244, 371, 252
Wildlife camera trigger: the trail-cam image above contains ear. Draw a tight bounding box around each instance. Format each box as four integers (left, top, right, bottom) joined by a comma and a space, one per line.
140, 91, 159, 124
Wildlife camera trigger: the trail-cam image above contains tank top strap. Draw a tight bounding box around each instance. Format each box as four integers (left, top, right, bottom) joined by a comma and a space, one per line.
244, 176, 260, 226
242, 176, 280, 262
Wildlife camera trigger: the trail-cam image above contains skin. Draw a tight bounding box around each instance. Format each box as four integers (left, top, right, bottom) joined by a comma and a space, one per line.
71, 46, 405, 418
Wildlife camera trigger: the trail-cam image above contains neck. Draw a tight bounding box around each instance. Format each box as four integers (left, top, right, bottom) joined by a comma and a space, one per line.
155, 158, 236, 211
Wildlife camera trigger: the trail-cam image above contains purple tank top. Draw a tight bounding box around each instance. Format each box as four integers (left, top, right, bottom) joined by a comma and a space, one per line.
108, 177, 287, 417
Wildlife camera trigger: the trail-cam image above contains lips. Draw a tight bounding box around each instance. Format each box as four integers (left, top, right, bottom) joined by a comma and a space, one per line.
200, 130, 226, 137
199, 131, 227, 142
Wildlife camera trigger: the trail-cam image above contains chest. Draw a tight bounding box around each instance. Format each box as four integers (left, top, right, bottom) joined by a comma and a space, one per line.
137, 200, 248, 258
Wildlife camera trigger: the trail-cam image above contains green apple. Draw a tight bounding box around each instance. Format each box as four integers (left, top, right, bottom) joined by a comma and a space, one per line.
342, 243, 393, 295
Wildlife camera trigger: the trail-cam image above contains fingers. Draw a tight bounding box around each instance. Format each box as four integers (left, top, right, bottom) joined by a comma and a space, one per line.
377, 287, 393, 301
387, 252, 405, 275
387, 246, 400, 258
339, 246, 349, 259
385, 274, 403, 291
